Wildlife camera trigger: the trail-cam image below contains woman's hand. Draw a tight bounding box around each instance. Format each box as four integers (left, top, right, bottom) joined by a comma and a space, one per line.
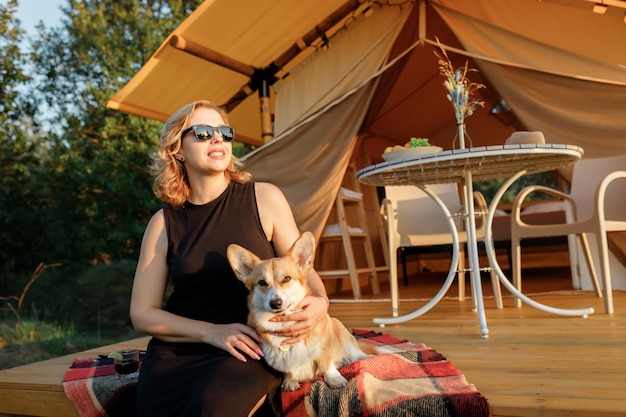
205, 323, 266, 362
269, 295, 329, 346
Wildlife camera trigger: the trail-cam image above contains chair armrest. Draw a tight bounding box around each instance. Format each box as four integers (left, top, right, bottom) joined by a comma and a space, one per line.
595, 171, 626, 221
380, 198, 391, 221
473, 191, 488, 215
511, 185, 575, 225
380, 197, 398, 247
472, 191, 489, 231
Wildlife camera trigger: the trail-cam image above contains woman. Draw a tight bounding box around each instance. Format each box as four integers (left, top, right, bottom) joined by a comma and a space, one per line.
130, 100, 329, 417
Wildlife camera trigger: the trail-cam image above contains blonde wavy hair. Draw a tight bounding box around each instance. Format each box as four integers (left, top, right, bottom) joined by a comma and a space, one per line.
149, 100, 252, 206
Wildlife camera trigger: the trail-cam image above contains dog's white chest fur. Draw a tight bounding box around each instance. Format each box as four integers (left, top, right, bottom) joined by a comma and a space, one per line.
264, 338, 319, 374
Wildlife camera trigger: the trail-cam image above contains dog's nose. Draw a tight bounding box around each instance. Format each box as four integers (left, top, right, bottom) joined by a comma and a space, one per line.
270, 298, 283, 310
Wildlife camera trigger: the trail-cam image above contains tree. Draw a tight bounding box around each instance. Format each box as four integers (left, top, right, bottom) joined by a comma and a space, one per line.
0, 0, 47, 280
24, 0, 204, 265
1, 0, 254, 280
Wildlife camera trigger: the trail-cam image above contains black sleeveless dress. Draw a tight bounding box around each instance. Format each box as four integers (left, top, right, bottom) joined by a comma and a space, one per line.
136, 181, 283, 417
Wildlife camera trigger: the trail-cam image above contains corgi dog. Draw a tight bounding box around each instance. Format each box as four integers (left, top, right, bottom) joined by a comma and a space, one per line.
227, 231, 373, 391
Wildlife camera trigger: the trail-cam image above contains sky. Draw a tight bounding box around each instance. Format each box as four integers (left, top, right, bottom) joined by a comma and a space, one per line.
3, 0, 65, 35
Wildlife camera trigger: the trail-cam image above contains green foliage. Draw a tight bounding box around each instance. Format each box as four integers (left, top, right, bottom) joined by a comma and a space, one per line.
1, 260, 138, 341
27, 260, 139, 335
473, 171, 558, 205
0, 318, 139, 370
0, 262, 61, 336
0, 320, 78, 369
0, 0, 204, 279
0, 0, 34, 123
0, 0, 209, 367
72, 260, 137, 332
0, 0, 43, 280
25, 0, 196, 264
1, 260, 142, 369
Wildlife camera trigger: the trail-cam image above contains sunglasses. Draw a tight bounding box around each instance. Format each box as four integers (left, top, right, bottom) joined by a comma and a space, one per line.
181, 124, 236, 142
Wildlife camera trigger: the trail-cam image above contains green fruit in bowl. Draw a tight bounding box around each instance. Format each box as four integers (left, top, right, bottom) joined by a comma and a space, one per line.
408, 137, 431, 147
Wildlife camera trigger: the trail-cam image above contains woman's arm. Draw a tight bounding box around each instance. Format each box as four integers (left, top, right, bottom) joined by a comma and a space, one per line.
255, 182, 329, 341
129, 210, 264, 361
255, 182, 328, 297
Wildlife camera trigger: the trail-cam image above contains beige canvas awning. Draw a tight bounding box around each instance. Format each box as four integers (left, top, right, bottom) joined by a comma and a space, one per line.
105, 0, 371, 146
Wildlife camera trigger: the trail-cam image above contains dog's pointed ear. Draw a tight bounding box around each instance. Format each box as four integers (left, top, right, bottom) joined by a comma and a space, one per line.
227, 244, 260, 283
290, 231, 316, 271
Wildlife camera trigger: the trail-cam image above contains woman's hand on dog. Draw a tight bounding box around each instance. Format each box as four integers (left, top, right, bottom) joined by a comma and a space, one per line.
207, 323, 265, 362
270, 295, 329, 346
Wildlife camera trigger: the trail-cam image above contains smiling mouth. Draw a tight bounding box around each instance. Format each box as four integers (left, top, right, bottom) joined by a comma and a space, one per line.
208, 151, 225, 157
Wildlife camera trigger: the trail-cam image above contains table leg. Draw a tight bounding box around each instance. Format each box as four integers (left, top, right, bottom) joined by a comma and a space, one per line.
372, 184, 461, 326
462, 171, 489, 338
484, 171, 594, 318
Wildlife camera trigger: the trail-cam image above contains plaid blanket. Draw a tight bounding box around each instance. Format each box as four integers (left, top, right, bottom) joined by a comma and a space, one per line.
63, 331, 490, 417
63, 355, 140, 417
281, 330, 491, 417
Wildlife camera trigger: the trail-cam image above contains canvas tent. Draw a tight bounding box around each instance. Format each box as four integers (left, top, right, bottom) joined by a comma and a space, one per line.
106, 0, 626, 243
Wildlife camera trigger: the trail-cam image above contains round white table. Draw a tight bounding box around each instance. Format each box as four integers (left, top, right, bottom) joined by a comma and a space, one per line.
357, 144, 595, 338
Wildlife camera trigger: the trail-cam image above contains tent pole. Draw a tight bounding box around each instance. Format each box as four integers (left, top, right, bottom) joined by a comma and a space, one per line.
259, 79, 273, 143
169, 35, 254, 77
418, 0, 426, 42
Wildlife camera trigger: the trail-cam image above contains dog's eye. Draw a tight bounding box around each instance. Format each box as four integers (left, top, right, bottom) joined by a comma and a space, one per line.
258, 280, 268, 287
283, 275, 291, 283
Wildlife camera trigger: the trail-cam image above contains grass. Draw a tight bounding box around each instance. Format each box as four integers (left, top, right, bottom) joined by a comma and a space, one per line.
0, 318, 141, 370
0, 260, 142, 370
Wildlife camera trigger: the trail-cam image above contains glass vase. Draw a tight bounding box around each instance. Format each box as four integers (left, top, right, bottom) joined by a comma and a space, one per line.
453, 122, 473, 150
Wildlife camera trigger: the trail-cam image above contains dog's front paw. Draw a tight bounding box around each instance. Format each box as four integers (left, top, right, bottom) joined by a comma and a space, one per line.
324, 374, 348, 388
282, 380, 302, 391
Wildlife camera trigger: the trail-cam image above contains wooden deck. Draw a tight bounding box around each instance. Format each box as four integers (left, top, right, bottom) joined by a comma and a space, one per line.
327, 268, 626, 417
0, 268, 624, 417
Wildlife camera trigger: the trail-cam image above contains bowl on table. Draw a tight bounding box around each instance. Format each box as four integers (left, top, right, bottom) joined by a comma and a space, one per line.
382, 146, 443, 162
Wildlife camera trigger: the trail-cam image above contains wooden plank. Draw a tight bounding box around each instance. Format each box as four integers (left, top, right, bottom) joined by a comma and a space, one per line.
0, 388, 79, 417
488, 395, 626, 417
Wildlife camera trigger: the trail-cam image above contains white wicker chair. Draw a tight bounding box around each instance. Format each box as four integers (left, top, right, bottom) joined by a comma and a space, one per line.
510, 154, 626, 314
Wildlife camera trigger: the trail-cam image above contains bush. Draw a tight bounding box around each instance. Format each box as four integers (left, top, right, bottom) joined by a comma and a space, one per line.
65, 260, 138, 337
0, 260, 142, 369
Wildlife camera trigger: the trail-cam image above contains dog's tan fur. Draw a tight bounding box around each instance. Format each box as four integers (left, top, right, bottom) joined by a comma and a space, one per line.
227, 231, 372, 391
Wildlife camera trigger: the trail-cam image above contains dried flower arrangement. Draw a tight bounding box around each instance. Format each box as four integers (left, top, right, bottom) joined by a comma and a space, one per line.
434, 39, 485, 124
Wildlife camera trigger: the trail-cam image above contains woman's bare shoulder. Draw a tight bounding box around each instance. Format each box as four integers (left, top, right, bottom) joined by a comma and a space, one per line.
141, 208, 166, 241
147, 208, 165, 226
254, 182, 287, 204
254, 181, 281, 193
